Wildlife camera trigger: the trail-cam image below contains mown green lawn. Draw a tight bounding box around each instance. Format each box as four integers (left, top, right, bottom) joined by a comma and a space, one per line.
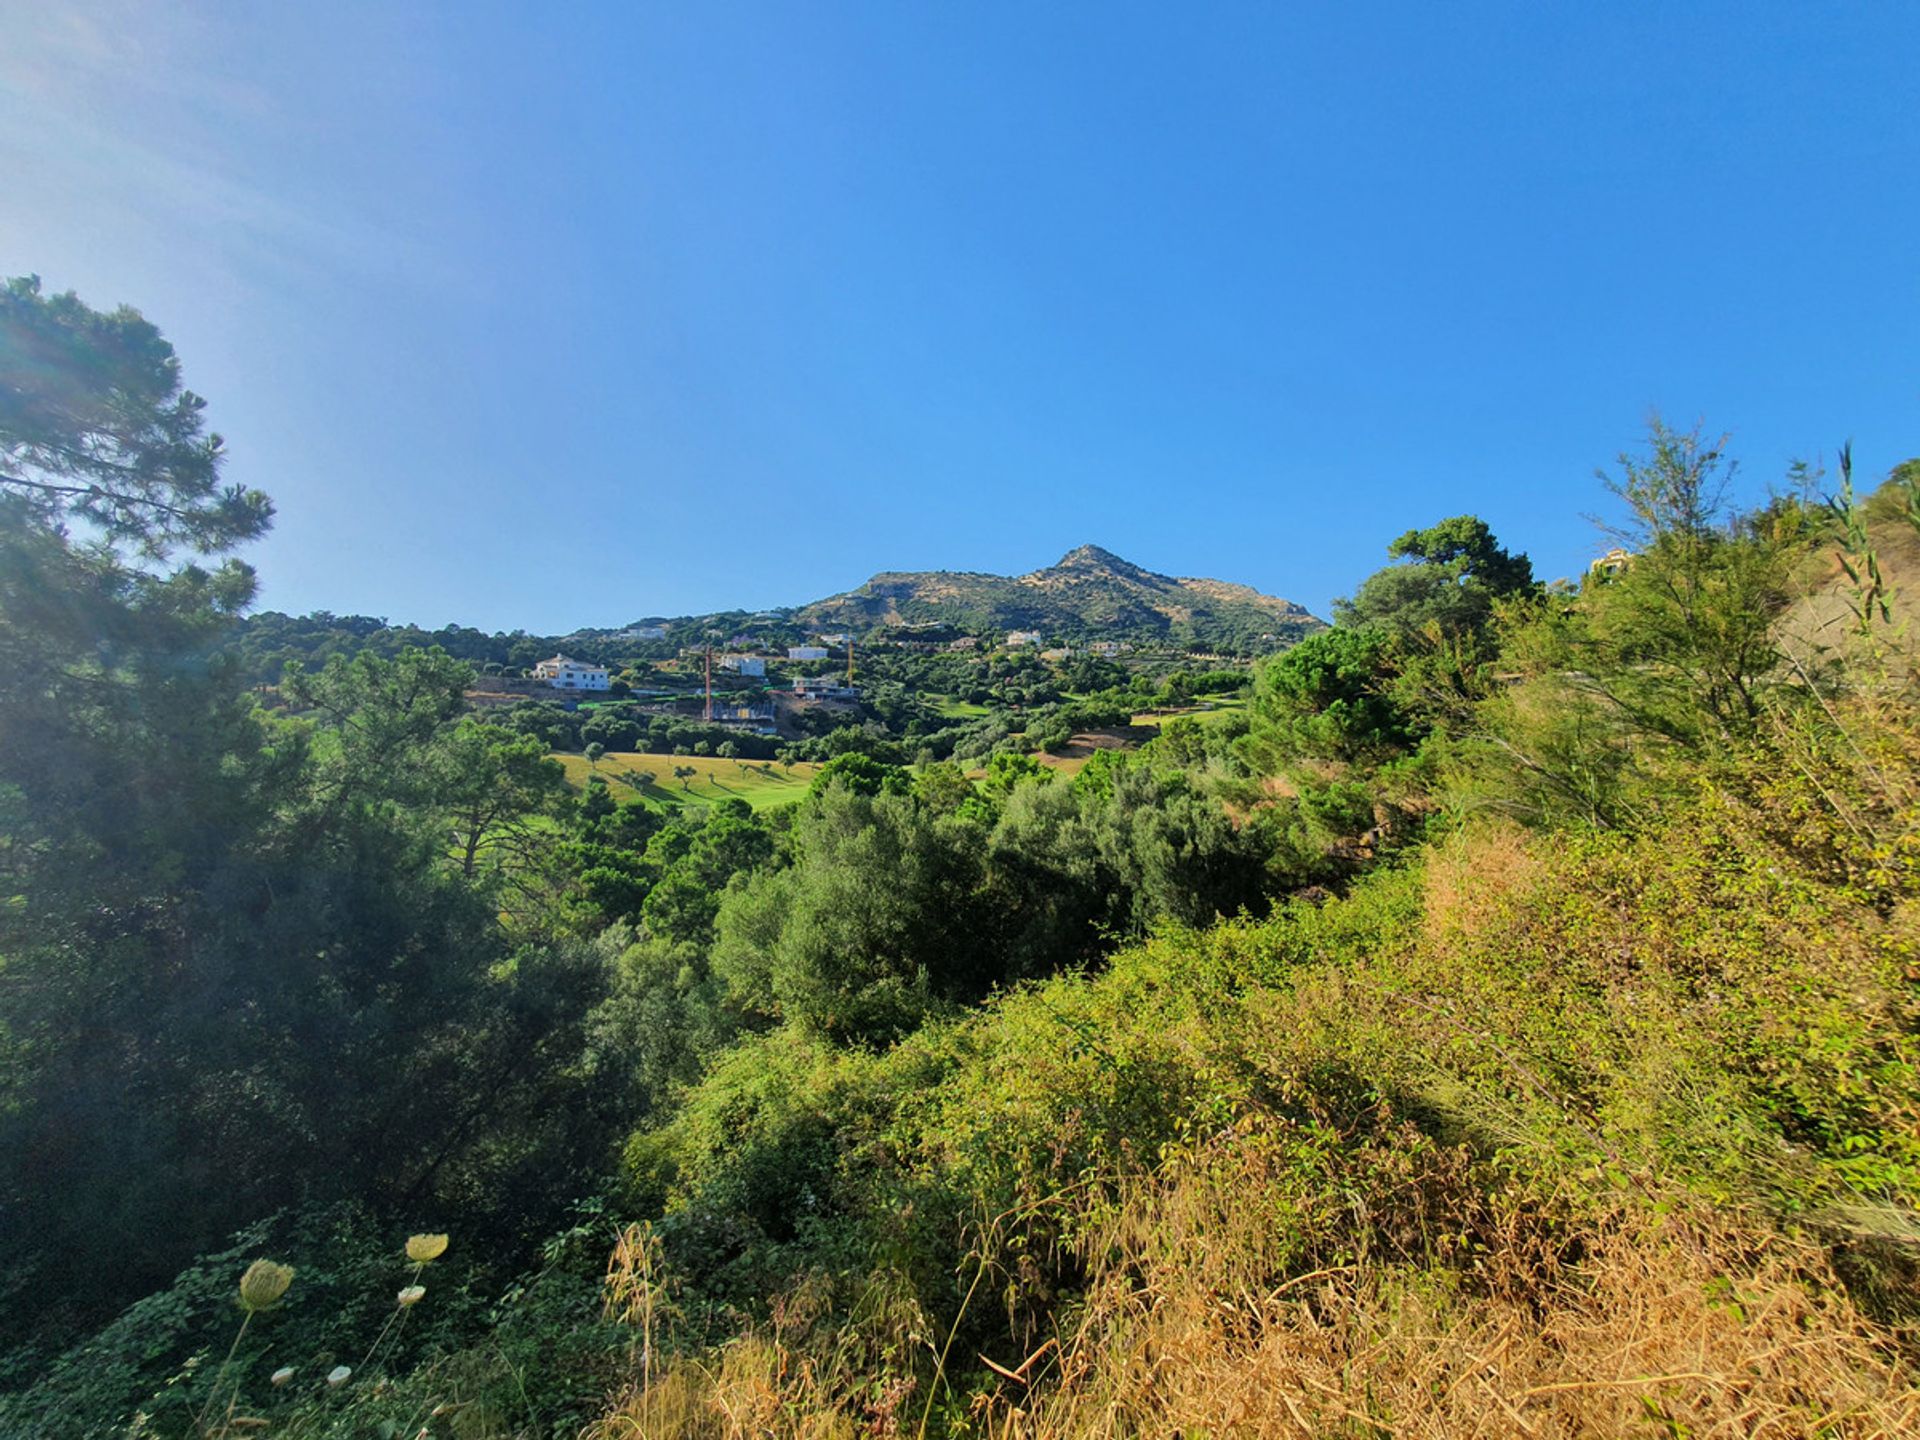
554, 751, 820, 812
929, 695, 994, 719
1130, 695, 1248, 728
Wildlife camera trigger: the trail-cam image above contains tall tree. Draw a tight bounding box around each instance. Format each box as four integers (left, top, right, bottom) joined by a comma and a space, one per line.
1577, 418, 1808, 741
1333, 514, 1534, 639
0, 283, 616, 1348
0, 278, 286, 1338
1, 274, 271, 558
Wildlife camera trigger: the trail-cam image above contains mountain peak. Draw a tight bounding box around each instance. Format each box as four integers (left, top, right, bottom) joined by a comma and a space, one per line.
1053, 544, 1142, 573
797, 545, 1325, 651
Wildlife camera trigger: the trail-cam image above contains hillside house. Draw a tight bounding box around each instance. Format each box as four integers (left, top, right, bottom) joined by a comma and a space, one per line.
720, 654, 767, 677
794, 674, 858, 699
788, 645, 829, 661
1590, 547, 1634, 578
1006, 630, 1043, 648
1089, 640, 1128, 658
532, 655, 610, 691
630, 625, 667, 640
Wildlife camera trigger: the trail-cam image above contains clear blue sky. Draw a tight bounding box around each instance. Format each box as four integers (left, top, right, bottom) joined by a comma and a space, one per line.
4, 2, 1915, 631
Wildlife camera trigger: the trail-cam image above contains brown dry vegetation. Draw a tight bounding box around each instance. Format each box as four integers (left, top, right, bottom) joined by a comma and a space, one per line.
992, 1189, 1917, 1438
1779, 500, 1920, 679
594, 1194, 1920, 1440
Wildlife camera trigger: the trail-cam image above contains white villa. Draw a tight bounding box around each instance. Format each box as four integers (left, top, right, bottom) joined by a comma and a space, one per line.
1006, 630, 1043, 648
720, 654, 767, 677
788, 645, 828, 661
532, 655, 610, 691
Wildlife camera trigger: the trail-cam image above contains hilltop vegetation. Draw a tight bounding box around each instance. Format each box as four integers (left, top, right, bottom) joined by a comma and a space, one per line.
6, 280, 1920, 1438
798, 542, 1324, 651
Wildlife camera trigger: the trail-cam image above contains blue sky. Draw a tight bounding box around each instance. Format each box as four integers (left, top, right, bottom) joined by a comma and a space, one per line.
4, 2, 1915, 631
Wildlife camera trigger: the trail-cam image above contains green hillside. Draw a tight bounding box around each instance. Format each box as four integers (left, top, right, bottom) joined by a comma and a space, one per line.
798, 543, 1325, 651
9, 278, 1920, 1439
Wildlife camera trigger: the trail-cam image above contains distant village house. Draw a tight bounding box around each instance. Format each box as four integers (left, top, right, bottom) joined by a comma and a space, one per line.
788, 645, 829, 660
720, 654, 767, 677
532, 655, 610, 691
1006, 630, 1043, 648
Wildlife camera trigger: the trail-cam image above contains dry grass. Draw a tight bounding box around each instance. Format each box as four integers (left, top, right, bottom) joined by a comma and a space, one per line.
1420, 819, 1541, 952
586, 1110, 1920, 1440
1778, 502, 1920, 683
587, 1195, 1920, 1440
586, 1336, 893, 1440
983, 1155, 1920, 1439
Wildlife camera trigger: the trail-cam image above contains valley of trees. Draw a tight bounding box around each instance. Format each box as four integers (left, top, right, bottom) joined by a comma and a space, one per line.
6, 278, 1920, 1436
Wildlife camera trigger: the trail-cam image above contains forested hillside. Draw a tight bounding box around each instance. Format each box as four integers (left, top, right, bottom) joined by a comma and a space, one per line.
223, 547, 1315, 688
5, 279, 1920, 1438
797, 543, 1324, 651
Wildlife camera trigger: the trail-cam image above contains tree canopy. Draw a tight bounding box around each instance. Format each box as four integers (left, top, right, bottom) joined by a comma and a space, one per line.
1333, 513, 1534, 638
1, 274, 272, 560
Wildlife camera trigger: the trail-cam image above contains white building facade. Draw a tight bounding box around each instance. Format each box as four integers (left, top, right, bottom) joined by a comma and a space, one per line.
532, 655, 611, 690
